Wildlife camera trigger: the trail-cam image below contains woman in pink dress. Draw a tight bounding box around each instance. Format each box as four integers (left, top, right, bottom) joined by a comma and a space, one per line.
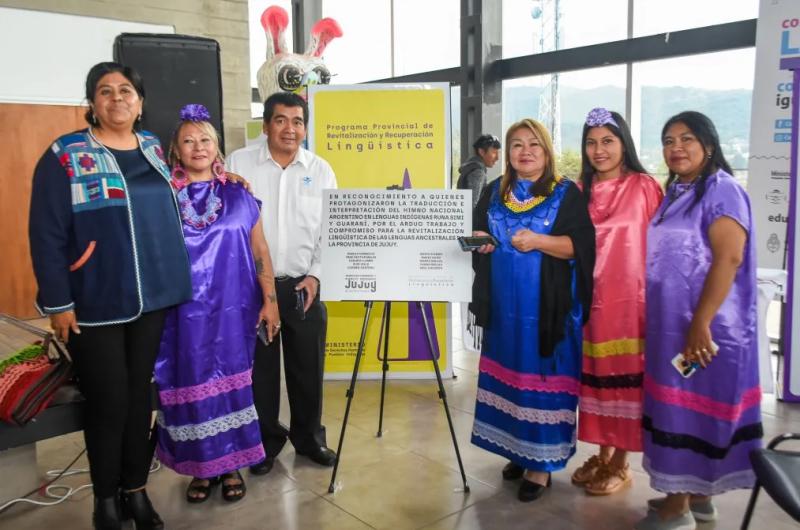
572, 108, 663, 495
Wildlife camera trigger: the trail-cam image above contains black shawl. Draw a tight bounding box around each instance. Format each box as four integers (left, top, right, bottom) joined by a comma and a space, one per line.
469, 178, 595, 358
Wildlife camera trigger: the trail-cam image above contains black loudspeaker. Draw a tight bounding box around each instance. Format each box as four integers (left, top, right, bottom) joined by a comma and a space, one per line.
113, 33, 224, 152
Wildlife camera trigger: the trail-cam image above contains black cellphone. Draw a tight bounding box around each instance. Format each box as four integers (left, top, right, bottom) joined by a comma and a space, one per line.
256, 320, 270, 345
295, 289, 306, 320
457, 235, 499, 251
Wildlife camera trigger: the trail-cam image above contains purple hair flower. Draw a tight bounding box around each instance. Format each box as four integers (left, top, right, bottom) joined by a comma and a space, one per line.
179, 103, 211, 122
585, 107, 619, 129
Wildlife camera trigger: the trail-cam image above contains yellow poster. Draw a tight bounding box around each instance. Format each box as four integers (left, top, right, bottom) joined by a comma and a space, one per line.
308, 84, 451, 379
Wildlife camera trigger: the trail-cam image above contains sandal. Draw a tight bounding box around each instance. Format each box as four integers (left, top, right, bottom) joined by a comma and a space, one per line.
221, 470, 247, 503
186, 476, 221, 504
585, 463, 632, 495
571, 455, 607, 485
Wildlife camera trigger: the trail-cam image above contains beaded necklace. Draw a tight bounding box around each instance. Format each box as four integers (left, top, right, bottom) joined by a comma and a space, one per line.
178, 181, 223, 229
503, 177, 559, 213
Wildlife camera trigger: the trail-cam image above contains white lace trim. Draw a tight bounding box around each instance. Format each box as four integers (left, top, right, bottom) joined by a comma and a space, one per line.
642, 456, 756, 495
472, 419, 576, 462
578, 396, 642, 419
477, 388, 576, 425
157, 405, 259, 442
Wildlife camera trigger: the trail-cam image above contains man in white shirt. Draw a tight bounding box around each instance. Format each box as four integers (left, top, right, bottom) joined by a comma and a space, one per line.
228, 92, 338, 474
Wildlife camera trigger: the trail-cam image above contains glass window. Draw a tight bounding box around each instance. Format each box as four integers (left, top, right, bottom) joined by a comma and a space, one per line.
394, 0, 459, 76
503, 0, 628, 59
631, 48, 755, 184
251, 101, 263, 119
504, 75, 542, 130
248, 0, 294, 90
322, 0, 392, 84
502, 65, 627, 180
633, 0, 758, 37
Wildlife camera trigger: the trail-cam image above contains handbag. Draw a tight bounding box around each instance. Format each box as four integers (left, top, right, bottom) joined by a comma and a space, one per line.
0, 314, 73, 426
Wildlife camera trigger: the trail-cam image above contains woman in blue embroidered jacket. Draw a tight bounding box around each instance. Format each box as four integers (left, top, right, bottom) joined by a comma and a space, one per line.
28, 62, 191, 530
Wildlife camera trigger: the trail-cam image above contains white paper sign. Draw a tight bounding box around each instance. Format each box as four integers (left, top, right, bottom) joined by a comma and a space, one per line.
320, 189, 472, 302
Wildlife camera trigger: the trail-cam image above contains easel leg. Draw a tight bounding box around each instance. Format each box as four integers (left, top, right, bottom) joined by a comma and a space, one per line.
328, 301, 374, 493
417, 302, 470, 493
377, 302, 392, 437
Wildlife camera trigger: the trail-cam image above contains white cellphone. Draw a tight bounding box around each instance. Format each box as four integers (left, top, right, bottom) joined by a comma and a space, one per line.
671, 353, 699, 378
671, 341, 718, 378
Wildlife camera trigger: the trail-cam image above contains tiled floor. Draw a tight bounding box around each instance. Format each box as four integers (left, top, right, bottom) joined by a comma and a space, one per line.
2, 318, 800, 529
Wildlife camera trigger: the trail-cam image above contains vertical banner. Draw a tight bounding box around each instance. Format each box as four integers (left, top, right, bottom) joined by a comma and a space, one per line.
780, 57, 800, 401
747, 0, 800, 268
308, 83, 452, 379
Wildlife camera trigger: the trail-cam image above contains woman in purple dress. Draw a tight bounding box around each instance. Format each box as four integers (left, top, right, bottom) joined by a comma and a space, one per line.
154, 105, 280, 504
636, 111, 762, 530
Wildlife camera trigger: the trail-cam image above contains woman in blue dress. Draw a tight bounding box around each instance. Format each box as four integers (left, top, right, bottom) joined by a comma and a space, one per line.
469, 118, 595, 502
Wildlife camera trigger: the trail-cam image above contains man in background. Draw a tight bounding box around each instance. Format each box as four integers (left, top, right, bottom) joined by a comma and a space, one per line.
457, 133, 501, 207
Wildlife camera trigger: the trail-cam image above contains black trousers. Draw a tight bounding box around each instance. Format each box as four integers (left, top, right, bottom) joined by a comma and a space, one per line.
252, 276, 327, 457
67, 310, 165, 498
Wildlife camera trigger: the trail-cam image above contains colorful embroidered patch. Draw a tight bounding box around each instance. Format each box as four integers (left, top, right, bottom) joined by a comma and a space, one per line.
86, 180, 103, 201
78, 154, 97, 172
58, 153, 75, 178
70, 177, 126, 212
105, 178, 126, 199
58, 150, 106, 178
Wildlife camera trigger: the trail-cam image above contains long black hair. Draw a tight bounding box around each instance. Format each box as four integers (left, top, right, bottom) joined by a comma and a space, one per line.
84, 61, 146, 130
661, 111, 733, 210
579, 110, 646, 202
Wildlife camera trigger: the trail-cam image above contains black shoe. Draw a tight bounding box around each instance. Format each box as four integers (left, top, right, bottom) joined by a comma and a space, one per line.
297, 446, 337, 466
518, 473, 552, 502
120, 489, 164, 530
93, 495, 122, 530
502, 461, 524, 481
249, 456, 276, 475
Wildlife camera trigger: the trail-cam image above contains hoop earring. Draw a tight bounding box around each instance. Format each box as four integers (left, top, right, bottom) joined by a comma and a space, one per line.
171, 163, 188, 190
212, 160, 227, 184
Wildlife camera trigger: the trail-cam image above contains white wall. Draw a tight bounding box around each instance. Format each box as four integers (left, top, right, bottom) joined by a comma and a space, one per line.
0, 7, 173, 105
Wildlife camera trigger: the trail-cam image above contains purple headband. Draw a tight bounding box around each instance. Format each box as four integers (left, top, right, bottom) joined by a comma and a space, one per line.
179, 103, 211, 122
585, 107, 619, 129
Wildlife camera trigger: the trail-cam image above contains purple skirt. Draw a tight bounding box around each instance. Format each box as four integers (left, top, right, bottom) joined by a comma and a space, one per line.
155, 181, 265, 477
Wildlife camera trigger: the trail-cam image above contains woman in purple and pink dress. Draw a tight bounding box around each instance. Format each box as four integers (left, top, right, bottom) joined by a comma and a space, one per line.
154, 105, 280, 504
635, 111, 762, 530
